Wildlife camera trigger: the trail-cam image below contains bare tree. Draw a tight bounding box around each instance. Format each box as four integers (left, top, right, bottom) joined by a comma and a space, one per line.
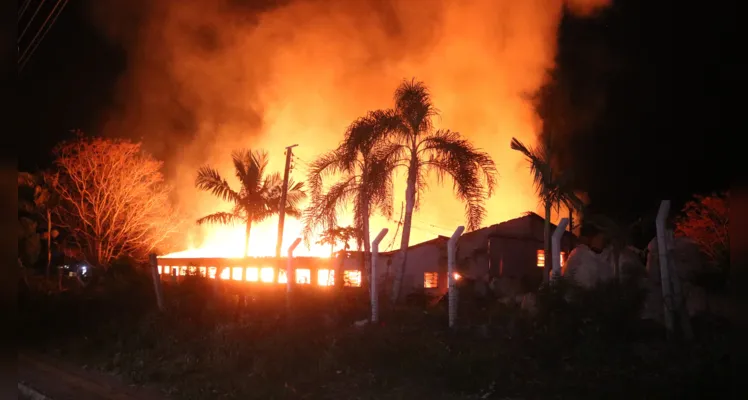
48, 133, 181, 268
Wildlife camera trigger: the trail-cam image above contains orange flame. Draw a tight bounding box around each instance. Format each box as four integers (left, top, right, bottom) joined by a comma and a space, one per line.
92, 1, 610, 258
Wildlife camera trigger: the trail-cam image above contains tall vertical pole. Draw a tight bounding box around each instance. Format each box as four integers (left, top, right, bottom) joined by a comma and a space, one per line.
276, 144, 298, 259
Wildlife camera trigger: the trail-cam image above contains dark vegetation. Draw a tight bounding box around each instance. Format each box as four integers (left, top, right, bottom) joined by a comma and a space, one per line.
19, 264, 736, 400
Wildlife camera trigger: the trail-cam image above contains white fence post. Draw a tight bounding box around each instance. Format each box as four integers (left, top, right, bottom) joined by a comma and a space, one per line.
448, 226, 465, 329
655, 200, 675, 337
551, 218, 569, 281
371, 228, 388, 323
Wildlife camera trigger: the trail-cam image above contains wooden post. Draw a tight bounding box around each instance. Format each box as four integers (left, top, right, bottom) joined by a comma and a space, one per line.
149, 254, 165, 312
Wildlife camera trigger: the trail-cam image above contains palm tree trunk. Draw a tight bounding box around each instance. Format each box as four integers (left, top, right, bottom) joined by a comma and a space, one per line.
391, 157, 418, 304
244, 219, 252, 257
543, 202, 552, 284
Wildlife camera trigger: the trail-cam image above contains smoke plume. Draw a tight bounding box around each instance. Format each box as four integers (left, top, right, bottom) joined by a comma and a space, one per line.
88, 0, 609, 254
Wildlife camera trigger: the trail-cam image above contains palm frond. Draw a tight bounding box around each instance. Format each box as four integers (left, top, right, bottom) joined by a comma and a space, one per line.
393, 78, 438, 136
231, 149, 252, 191
341, 110, 400, 168
196, 211, 243, 226
248, 150, 269, 193
195, 167, 242, 204
418, 130, 498, 230
301, 176, 358, 247
306, 148, 347, 199
284, 180, 307, 212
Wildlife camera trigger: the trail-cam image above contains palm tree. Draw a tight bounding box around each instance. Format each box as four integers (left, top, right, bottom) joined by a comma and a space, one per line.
510, 135, 583, 283
196, 149, 306, 258
303, 113, 397, 289
342, 79, 498, 303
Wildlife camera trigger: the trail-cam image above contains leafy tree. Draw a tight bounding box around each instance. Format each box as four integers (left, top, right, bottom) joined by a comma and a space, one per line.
317, 225, 362, 255
511, 135, 583, 284
48, 134, 180, 268
675, 192, 729, 271
18, 171, 59, 279
341, 79, 498, 303
196, 149, 306, 257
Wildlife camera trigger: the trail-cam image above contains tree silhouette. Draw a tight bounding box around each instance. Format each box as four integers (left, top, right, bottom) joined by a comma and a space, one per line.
196, 149, 306, 257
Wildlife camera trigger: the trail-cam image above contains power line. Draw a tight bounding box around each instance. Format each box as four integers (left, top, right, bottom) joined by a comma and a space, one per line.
18, 0, 32, 20
19, 0, 69, 72
18, 0, 46, 43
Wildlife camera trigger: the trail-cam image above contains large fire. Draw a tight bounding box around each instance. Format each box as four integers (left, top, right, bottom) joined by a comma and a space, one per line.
93, 0, 609, 258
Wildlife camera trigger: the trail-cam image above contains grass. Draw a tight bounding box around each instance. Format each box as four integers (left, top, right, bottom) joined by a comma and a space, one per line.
18, 266, 737, 400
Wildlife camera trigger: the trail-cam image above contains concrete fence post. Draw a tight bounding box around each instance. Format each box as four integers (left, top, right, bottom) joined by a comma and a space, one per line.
551, 218, 569, 281
286, 238, 302, 309
448, 226, 465, 329
148, 253, 165, 312
371, 228, 388, 323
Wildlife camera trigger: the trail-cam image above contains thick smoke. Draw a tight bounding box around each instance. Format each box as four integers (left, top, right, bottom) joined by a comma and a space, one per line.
88, 0, 609, 253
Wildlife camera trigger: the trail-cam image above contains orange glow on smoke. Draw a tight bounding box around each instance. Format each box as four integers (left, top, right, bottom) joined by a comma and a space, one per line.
94, 0, 609, 258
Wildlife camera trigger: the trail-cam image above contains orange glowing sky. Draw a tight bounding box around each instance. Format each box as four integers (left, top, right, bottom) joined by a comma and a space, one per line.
92, 0, 609, 258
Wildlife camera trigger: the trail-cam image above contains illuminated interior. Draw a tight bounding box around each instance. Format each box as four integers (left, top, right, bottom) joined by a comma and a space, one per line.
343, 270, 362, 287
260, 267, 275, 283
277, 269, 288, 284
318, 269, 334, 286
295, 268, 311, 284
560, 252, 566, 267
245, 267, 258, 281
232, 266, 243, 281
424, 272, 439, 288
158, 259, 368, 289
537, 250, 545, 268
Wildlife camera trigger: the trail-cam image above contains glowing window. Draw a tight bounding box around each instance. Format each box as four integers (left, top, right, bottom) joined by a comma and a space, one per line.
188, 266, 197, 276
296, 268, 311, 284
260, 267, 275, 283
277, 269, 288, 284
158, 265, 163, 274
318, 269, 334, 286
232, 267, 243, 281
537, 250, 545, 268
560, 252, 566, 267
180, 266, 187, 276
245, 267, 259, 282
220, 267, 230, 280
343, 270, 362, 287
208, 266, 217, 279
424, 272, 439, 288
199, 266, 207, 277
164, 266, 171, 274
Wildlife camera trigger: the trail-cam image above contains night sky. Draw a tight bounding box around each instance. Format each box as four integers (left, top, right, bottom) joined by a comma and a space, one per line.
17, 0, 733, 225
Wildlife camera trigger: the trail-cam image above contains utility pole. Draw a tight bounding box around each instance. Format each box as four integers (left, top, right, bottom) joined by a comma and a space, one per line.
276, 144, 298, 258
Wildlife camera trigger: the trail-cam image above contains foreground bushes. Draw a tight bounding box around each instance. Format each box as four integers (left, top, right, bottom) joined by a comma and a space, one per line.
19, 270, 736, 400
